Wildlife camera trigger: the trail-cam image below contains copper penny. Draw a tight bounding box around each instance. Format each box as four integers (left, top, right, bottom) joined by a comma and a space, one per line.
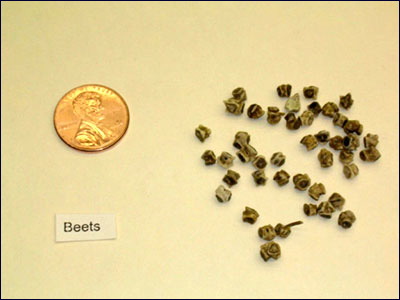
54, 84, 130, 152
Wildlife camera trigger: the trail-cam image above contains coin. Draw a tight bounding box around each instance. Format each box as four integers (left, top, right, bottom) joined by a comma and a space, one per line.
54, 84, 130, 152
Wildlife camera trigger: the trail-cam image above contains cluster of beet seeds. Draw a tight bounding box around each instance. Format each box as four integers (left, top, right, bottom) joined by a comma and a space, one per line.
195, 85, 381, 263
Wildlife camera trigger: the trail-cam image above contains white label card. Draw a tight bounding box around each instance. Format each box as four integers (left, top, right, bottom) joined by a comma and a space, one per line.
55, 214, 116, 242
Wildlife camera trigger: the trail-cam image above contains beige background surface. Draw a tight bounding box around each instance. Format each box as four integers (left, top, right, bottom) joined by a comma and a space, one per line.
1, 2, 399, 298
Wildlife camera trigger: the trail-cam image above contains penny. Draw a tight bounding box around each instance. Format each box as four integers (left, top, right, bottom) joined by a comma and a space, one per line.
54, 84, 129, 152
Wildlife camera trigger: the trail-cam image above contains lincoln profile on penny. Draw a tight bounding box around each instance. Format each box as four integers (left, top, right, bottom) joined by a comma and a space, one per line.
72, 91, 113, 147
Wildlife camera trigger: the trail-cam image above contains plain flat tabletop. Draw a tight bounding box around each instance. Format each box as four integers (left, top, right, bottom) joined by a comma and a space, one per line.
1, 2, 399, 298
